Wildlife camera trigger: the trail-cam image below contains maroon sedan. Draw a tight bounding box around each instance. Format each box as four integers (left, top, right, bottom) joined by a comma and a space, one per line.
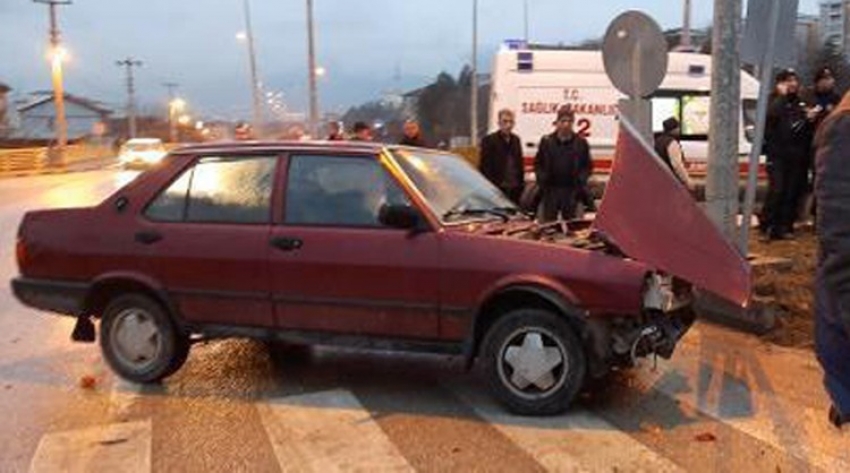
11, 131, 749, 415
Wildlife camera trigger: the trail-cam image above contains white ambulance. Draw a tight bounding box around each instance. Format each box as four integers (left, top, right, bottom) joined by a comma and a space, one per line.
488, 45, 762, 180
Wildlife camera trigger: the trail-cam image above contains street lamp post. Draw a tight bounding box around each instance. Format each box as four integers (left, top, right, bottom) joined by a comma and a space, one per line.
34, 0, 72, 166
168, 98, 186, 143
471, 0, 479, 145
306, 0, 320, 139
240, 0, 263, 136
163, 82, 179, 143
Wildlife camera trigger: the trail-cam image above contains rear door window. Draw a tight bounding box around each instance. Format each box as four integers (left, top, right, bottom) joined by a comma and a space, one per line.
145, 155, 277, 224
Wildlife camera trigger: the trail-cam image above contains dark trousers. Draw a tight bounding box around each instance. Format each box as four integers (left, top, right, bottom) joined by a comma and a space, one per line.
761, 157, 807, 236
540, 186, 577, 222
499, 186, 524, 206
816, 268, 850, 416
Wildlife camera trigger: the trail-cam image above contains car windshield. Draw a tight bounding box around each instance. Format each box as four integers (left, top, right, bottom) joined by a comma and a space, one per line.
391, 149, 518, 223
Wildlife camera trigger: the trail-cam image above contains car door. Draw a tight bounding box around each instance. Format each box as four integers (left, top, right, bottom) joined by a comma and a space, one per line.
270, 153, 440, 339
138, 154, 278, 327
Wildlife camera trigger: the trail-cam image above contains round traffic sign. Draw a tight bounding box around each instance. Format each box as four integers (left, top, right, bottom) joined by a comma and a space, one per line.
602, 11, 668, 98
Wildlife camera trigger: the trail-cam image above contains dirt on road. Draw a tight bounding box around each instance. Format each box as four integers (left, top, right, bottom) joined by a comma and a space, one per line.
751, 231, 817, 349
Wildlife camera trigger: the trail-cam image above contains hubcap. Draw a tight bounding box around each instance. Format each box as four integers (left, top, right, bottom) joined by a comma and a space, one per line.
109, 308, 163, 370
497, 328, 568, 400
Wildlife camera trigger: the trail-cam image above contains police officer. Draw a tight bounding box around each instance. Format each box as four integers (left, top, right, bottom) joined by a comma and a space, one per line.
534, 106, 592, 222
761, 69, 817, 240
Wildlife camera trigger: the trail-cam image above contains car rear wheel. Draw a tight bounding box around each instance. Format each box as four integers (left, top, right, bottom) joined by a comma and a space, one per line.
481, 309, 586, 416
100, 294, 189, 383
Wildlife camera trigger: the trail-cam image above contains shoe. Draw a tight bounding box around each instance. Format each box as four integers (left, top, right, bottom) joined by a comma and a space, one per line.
829, 405, 848, 428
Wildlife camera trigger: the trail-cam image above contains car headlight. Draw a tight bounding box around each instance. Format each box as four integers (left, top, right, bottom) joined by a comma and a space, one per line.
643, 273, 675, 312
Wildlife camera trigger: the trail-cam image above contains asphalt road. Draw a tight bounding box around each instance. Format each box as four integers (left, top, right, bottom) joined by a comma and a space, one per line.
0, 169, 846, 473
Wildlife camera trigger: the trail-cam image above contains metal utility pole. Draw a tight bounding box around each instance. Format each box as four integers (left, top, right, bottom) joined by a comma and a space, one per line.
163, 82, 179, 143
681, 0, 692, 49
471, 0, 479, 145
306, 0, 320, 139
241, 0, 263, 136
34, 0, 71, 162
705, 0, 743, 240
116, 58, 143, 139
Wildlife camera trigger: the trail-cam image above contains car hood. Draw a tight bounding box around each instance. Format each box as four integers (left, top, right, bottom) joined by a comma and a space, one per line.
593, 119, 751, 307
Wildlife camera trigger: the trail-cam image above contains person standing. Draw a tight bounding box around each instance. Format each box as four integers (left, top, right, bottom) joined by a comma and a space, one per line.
534, 106, 592, 222
399, 120, 428, 147
760, 69, 817, 240
479, 109, 524, 204
326, 121, 345, 141
350, 121, 373, 142
654, 117, 695, 192
813, 90, 850, 428
804, 68, 843, 221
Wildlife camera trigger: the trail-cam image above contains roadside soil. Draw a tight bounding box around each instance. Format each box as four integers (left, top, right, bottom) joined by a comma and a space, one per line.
750, 230, 817, 349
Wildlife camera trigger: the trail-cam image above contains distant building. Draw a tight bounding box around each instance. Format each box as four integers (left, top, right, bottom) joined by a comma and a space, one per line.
796, 14, 823, 80
13, 91, 112, 142
820, 0, 850, 54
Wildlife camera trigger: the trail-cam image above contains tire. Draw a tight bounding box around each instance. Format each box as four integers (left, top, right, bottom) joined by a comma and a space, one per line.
481, 309, 586, 416
100, 294, 190, 383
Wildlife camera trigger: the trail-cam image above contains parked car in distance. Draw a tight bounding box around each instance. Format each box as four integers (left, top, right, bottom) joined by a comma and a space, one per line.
119, 138, 167, 169
11, 140, 743, 415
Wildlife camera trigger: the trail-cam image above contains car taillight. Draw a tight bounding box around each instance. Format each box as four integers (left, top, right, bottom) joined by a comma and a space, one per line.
16, 237, 27, 270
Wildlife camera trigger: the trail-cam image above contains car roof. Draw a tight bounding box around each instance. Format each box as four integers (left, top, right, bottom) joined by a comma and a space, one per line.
169, 140, 391, 156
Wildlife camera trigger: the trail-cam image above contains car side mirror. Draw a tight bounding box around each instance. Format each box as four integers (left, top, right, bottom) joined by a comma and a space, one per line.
379, 204, 422, 231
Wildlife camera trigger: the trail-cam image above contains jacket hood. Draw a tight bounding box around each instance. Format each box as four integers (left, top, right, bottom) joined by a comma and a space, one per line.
593, 119, 752, 307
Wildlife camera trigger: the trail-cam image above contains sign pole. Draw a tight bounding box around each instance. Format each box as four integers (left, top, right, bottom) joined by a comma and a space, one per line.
738, 1, 781, 254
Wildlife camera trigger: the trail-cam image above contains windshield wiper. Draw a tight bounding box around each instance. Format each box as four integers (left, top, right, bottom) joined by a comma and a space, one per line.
442, 207, 513, 223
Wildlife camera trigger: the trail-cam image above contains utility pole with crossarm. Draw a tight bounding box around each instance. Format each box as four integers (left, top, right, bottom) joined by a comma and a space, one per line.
116, 58, 143, 139
33, 0, 72, 165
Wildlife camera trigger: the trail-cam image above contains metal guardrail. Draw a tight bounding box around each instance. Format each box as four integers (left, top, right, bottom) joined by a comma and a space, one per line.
0, 145, 114, 176
0, 148, 47, 174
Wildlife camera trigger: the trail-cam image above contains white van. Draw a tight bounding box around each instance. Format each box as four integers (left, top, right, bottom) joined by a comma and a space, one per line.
488, 46, 761, 181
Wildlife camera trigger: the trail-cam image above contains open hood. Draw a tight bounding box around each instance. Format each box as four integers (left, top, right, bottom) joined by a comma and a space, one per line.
593, 119, 751, 307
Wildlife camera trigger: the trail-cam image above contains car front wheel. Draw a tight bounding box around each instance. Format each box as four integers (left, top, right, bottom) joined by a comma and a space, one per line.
481, 309, 586, 416
100, 294, 189, 383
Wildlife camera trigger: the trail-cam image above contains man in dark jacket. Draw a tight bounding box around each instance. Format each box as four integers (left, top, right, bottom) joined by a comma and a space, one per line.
761, 69, 817, 240
479, 109, 524, 203
654, 117, 695, 191
399, 120, 428, 148
534, 106, 592, 222
814, 91, 850, 428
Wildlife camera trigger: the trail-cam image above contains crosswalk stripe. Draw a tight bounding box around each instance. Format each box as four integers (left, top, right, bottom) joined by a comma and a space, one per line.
641, 325, 850, 471
28, 420, 151, 473
257, 389, 414, 472
448, 383, 685, 473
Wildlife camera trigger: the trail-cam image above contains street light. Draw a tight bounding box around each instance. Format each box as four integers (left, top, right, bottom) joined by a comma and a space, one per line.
237, 0, 263, 136
178, 114, 191, 126
168, 97, 186, 143
315, 66, 327, 78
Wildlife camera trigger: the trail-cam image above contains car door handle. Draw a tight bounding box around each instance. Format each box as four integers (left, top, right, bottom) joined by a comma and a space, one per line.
270, 236, 303, 252
135, 230, 163, 245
